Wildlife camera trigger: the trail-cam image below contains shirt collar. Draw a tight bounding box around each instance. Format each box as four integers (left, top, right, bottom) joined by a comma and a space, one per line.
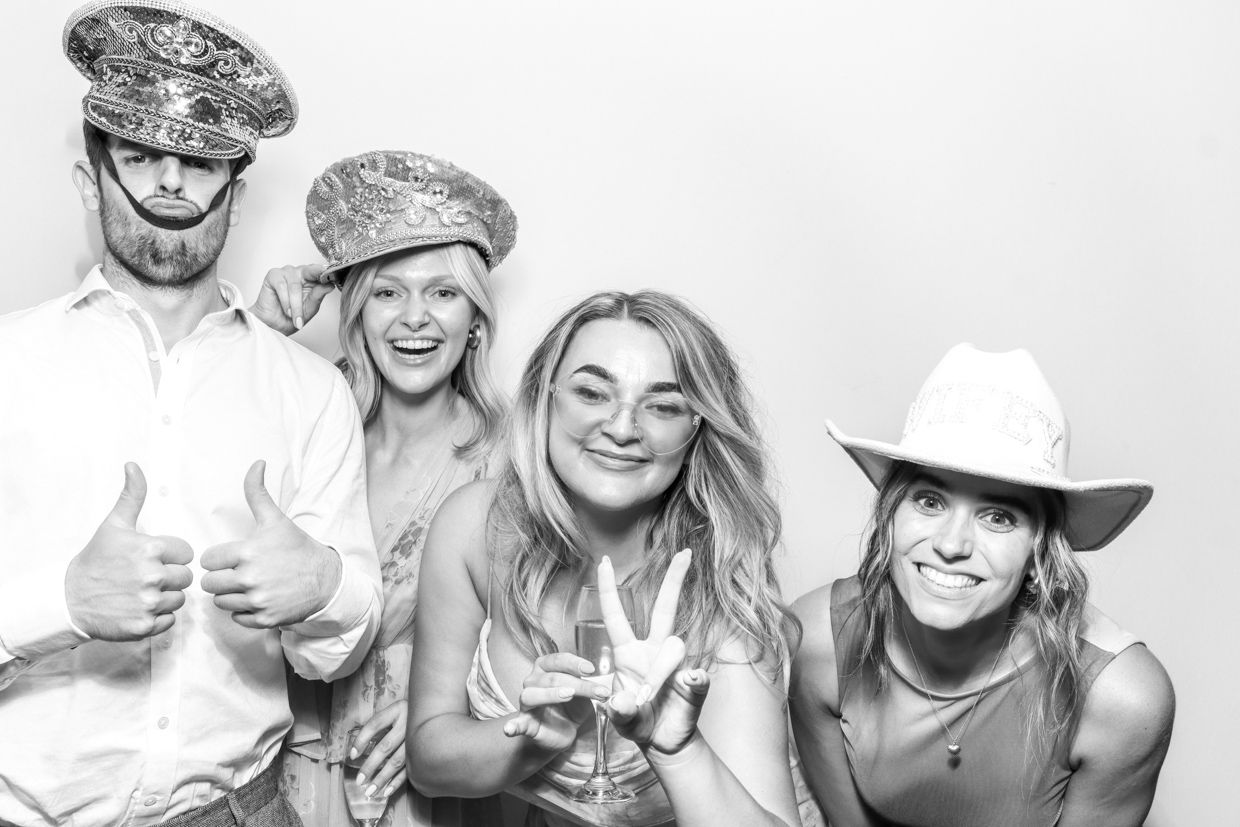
65, 265, 254, 332
64, 265, 113, 311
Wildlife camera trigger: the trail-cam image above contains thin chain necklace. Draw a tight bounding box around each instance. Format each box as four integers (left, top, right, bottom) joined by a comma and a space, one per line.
898, 619, 1011, 757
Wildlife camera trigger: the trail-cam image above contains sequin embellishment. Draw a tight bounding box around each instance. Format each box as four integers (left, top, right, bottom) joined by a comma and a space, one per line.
305, 151, 518, 278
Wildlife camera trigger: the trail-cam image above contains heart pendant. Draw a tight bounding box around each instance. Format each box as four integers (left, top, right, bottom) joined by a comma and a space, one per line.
947, 744, 962, 756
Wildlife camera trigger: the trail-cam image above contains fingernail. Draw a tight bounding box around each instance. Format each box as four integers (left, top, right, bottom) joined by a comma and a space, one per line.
356, 772, 367, 786
295, 317, 303, 329
559, 687, 574, 699
636, 685, 653, 705
349, 748, 358, 760
365, 784, 377, 798
384, 785, 395, 797
579, 662, 595, 674
594, 685, 610, 699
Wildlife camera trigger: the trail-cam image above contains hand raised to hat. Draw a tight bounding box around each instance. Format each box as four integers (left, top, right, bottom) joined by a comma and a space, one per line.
65, 463, 195, 641
200, 461, 342, 629
249, 264, 334, 335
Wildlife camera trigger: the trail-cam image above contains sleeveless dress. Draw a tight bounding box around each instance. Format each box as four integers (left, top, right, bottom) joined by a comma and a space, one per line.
465, 575, 675, 827
281, 436, 502, 827
830, 576, 1138, 827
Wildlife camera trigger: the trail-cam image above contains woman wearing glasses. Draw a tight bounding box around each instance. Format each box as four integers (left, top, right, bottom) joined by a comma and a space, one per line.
406, 291, 803, 827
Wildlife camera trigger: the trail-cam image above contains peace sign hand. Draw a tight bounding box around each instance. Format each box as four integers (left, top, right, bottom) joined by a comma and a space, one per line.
598, 550, 709, 756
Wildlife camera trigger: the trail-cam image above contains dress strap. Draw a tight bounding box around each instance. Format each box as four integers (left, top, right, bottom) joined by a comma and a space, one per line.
485, 561, 494, 619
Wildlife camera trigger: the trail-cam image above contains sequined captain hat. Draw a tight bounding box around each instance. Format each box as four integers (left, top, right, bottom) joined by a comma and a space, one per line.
306, 150, 518, 281
825, 344, 1153, 551
63, 0, 298, 163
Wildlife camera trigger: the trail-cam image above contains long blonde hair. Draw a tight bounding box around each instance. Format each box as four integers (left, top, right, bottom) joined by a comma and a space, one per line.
490, 290, 799, 675
336, 242, 505, 459
856, 461, 1089, 752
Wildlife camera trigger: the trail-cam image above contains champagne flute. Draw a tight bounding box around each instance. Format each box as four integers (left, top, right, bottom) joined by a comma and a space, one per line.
343, 724, 390, 826
570, 584, 636, 804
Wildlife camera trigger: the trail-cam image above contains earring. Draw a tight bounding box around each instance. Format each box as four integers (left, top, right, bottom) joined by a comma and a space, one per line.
466, 326, 481, 349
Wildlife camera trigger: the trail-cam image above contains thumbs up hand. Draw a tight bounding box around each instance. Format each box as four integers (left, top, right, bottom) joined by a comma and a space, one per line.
65, 463, 195, 641
200, 460, 343, 629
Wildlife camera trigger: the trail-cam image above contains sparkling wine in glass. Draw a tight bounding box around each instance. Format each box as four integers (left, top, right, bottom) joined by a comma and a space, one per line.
344, 725, 390, 826
570, 584, 636, 804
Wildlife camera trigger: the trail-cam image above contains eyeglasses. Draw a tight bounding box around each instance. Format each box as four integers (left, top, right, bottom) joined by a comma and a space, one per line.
550, 378, 702, 455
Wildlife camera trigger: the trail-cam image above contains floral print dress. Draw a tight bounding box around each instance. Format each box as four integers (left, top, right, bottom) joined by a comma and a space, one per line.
281, 434, 498, 827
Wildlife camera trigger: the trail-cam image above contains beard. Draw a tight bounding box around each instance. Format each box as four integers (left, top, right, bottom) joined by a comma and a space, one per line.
99, 186, 232, 291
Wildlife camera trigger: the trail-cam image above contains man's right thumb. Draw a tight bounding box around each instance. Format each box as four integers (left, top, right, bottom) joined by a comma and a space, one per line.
109, 462, 147, 529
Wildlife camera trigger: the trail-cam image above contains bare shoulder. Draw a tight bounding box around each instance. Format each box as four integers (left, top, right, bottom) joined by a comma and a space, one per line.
431, 478, 497, 527
792, 583, 838, 671
1073, 644, 1176, 766
424, 479, 499, 583
791, 582, 840, 712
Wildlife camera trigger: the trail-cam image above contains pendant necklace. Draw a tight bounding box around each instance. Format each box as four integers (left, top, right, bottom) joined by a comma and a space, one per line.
899, 619, 1011, 757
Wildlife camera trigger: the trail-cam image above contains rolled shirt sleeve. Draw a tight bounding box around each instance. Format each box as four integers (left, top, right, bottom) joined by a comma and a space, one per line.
0, 563, 92, 686
278, 372, 381, 683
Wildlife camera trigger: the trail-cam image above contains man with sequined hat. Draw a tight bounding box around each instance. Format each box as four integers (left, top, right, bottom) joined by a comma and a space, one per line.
0, 4, 382, 826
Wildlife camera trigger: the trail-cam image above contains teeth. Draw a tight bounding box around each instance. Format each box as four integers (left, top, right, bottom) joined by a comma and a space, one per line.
917, 564, 980, 590
391, 338, 439, 351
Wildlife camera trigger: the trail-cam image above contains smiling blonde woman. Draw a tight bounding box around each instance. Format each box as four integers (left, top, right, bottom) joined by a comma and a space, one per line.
250, 150, 516, 827
406, 291, 803, 827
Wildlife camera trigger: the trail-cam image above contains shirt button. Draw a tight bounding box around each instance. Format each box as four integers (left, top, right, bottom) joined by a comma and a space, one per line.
144, 796, 158, 806
147, 351, 159, 361
161, 415, 172, 425
157, 717, 170, 729
158, 486, 170, 497
161, 636, 172, 649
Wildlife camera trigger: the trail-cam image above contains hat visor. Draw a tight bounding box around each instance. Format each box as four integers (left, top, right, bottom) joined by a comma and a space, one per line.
322, 235, 493, 283
824, 419, 1152, 551
85, 104, 248, 161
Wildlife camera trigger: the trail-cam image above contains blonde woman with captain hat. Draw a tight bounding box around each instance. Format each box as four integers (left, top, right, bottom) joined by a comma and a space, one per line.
789, 344, 1175, 827
250, 150, 515, 826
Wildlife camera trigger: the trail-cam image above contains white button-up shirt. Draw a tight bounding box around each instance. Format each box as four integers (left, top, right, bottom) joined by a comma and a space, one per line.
0, 267, 382, 827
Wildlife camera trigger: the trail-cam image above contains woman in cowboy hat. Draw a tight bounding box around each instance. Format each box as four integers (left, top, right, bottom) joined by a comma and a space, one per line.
789, 344, 1175, 827
250, 150, 516, 826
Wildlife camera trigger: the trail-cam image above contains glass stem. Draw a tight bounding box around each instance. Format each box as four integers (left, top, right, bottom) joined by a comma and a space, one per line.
590, 701, 611, 782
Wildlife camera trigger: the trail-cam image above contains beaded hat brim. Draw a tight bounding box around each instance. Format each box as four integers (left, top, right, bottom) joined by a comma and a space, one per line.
64, 0, 298, 162
307, 150, 518, 282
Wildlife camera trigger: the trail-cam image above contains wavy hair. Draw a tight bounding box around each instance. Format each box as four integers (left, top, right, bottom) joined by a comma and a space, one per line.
856, 461, 1089, 753
336, 242, 505, 460
490, 290, 800, 675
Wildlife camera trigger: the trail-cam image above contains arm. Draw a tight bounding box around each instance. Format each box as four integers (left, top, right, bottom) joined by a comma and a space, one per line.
1056, 644, 1175, 827
247, 264, 334, 335
200, 376, 382, 682
0, 463, 191, 691
647, 649, 802, 827
600, 554, 800, 827
406, 482, 594, 797
788, 585, 886, 827
278, 377, 382, 682
0, 566, 89, 690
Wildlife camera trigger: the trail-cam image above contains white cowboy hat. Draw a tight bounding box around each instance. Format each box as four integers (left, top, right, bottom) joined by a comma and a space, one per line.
825, 344, 1153, 551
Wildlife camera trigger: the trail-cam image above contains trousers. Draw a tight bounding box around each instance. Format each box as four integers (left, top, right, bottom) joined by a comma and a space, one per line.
157, 763, 302, 827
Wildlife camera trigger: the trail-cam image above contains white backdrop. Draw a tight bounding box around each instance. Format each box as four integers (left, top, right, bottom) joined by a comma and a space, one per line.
5, 2, 1237, 823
